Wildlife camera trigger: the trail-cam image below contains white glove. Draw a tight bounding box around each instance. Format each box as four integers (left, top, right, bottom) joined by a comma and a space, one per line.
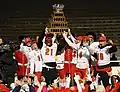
10, 83, 16, 90
74, 73, 80, 81
41, 82, 47, 87
21, 84, 29, 92
66, 75, 71, 82
62, 31, 68, 37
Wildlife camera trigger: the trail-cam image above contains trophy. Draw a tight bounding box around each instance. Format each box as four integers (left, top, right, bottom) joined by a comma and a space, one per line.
45, 4, 70, 34
52, 4, 64, 12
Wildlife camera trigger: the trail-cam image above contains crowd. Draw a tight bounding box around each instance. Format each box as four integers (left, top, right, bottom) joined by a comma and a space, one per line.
0, 29, 119, 92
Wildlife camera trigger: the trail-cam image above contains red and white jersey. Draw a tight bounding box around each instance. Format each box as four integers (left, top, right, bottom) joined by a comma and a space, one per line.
29, 49, 43, 73
95, 45, 112, 66
20, 43, 32, 66
14, 50, 28, 76
41, 43, 57, 63
64, 47, 72, 62
64, 47, 78, 64
63, 34, 80, 64
76, 46, 90, 69
72, 49, 78, 64
20, 43, 32, 57
29, 49, 42, 63
89, 42, 99, 54
14, 50, 28, 65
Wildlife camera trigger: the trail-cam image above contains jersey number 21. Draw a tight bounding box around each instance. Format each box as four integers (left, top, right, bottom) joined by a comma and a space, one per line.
45, 48, 53, 56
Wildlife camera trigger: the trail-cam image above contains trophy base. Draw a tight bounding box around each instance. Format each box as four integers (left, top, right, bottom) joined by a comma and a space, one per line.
48, 28, 69, 34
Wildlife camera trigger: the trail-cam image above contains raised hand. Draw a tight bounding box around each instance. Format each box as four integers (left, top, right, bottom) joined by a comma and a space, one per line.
74, 73, 80, 81
62, 31, 68, 36
68, 29, 71, 35
100, 33, 105, 37
108, 39, 114, 45
45, 27, 49, 34
53, 31, 57, 36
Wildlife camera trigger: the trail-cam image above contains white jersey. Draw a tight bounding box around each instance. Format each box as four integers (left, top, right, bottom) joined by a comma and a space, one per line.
76, 46, 90, 69
89, 42, 99, 54
29, 49, 42, 63
41, 43, 57, 63
56, 53, 64, 69
94, 45, 112, 66
29, 49, 42, 73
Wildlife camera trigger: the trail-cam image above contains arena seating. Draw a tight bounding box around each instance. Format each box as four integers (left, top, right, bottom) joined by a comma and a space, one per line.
0, 8, 120, 58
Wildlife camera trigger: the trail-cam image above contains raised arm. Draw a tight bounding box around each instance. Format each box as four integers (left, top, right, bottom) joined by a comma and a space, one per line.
43, 29, 57, 44
52, 33, 57, 43
42, 36, 46, 43
108, 39, 117, 53
68, 29, 76, 43
62, 32, 77, 50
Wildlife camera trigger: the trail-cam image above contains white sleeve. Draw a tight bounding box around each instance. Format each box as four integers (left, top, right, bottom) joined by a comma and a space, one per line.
70, 34, 76, 43
89, 45, 97, 54
61, 52, 64, 62
20, 43, 24, 51
89, 42, 99, 54
105, 45, 112, 49
40, 46, 45, 60
52, 34, 57, 43
63, 35, 77, 50
20, 43, 23, 47
42, 36, 45, 43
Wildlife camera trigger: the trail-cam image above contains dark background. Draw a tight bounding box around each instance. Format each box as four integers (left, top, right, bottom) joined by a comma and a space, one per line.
1, 0, 120, 16
0, 0, 120, 39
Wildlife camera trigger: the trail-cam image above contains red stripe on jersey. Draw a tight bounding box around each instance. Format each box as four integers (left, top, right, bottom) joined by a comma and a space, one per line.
96, 61, 112, 72
64, 48, 73, 62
